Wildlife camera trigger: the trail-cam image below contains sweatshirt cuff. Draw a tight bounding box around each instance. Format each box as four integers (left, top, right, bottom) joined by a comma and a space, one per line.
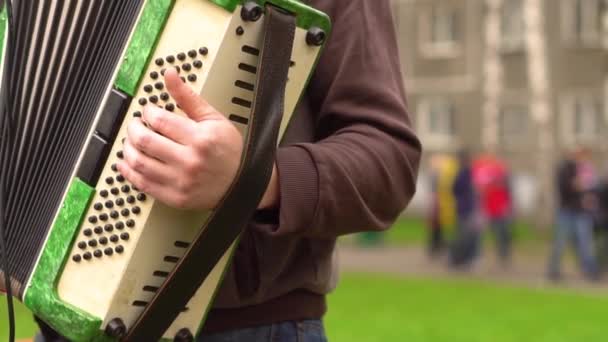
274, 145, 319, 235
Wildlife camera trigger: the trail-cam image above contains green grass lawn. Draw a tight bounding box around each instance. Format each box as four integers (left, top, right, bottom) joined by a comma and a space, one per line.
326, 273, 608, 342
3, 273, 607, 341
354, 217, 551, 253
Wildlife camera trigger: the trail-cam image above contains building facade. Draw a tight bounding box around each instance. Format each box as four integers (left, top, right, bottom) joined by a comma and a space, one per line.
391, 0, 608, 222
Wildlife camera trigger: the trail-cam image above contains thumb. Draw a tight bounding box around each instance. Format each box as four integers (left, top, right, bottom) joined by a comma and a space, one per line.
164, 67, 217, 122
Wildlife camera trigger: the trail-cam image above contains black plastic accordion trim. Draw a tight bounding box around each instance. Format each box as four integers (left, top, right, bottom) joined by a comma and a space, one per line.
0, 0, 143, 297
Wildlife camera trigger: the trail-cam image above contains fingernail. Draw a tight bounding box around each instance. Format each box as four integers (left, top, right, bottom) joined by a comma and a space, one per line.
144, 104, 160, 117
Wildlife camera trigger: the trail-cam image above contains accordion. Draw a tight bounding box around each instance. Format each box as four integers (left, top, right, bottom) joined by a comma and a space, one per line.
0, 0, 329, 340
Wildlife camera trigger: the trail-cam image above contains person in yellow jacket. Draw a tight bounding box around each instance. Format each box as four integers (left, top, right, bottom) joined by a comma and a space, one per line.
427, 154, 458, 256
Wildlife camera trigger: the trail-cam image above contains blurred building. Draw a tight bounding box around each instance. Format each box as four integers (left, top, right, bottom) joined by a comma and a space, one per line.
391, 0, 608, 223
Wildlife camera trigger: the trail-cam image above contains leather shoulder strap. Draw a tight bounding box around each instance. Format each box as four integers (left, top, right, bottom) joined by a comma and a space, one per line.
123, 5, 296, 341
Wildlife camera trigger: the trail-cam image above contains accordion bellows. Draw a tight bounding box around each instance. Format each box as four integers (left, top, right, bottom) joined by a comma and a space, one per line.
0, 0, 329, 340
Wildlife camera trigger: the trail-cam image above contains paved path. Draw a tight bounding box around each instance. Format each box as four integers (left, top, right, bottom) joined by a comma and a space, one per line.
336, 244, 608, 293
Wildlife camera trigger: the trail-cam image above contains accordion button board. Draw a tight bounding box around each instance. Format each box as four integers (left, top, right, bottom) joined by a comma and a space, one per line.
53, 0, 324, 339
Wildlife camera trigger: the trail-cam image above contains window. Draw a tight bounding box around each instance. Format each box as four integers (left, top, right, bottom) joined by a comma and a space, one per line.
417, 98, 456, 149
500, 0, 525, 51
499, 106, 528, 145
561, 95, 603, 142
561, 0, 605, 46
419, 4, 460, 57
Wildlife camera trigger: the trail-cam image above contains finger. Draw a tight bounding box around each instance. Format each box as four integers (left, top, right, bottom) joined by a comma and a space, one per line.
140, 106, 195, 147
121, 139, 175, 185
116, 159, 165, 199
164, 67, 216, 122
117, 161, 188, 208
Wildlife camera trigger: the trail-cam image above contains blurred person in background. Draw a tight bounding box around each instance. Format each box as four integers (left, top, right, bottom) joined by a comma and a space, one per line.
426, 154, 458, 257
548, 147, 599, 281
592, 167, 608, 275
473, 153, 513, 267
449, 150, 481, 268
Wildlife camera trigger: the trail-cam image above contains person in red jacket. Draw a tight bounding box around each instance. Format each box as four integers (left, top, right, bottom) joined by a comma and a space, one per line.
473, 153, 513, 266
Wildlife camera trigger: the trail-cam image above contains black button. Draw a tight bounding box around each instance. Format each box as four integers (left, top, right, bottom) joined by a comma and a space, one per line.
149, 95, 158, 104
121, 208, 130, 217
104, 247, 114, 256
155, 58, 164, 66
127, 195, 135, 204
138, 98, 147, 106
88, 216, 97, 224
93, 202, 103, 211
132, 206, 141, 214
150, 71, 159, 79
88, 239, 98, 247
99, 237, 108, 245
99, 213, 109, 221
122, 185, 131, 193
110, 235, 119, 243
126, 219, 135, 228
83, 252, 92, 260
166, 55, 175, 63
105, 200, 114, 209
110, 210, 119, 219
137, 193, 147, 201
188, 49, 197, 58
78, 241, 87, 249
111, 163, 118, 172
193, 60, 202, 68
115, 221, 125, 230
120, 232, 130, 241
160, 68, 166, 76
182, 63, 191, 71
177, 52, 186, 61
94, 250, 103, 258
72, 254, 82, 262
180, 76, 186, 83
199, 47, 208, 55
188, 74, 197, 82
116, 175, 125, 182
111, 187, 120, 195
175, 65, 181, 73
160, 92, 169, 101
116, 198, 125, 206
143, 84, 153, 93
165, 103, 175, 112
83, 228, 93, 236
115, 245, 124, 254
94, 226, 103, 234
236, 26, 244, 35
155, 82, 164, 90
100, 190, 109, 198
105, 177, 114, 185
116, 151, 123, 159
104, 224, 114, 232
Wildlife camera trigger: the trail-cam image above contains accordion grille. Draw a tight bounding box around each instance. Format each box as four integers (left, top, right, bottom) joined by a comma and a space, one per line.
0, 0, 143, 297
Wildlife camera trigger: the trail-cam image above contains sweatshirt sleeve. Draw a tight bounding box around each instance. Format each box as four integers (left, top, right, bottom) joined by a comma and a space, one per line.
254, 0, 422, 238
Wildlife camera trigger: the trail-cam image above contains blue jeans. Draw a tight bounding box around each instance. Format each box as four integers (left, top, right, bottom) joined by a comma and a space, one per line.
35, 320, 327, 342
198, 320, 328, 342
548, 209, 598, 278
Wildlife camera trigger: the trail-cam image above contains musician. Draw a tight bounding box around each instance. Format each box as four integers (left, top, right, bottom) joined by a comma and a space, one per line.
36, 0, 421, 341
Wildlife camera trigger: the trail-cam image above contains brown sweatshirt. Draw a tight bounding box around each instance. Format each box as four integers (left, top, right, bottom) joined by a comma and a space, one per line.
202, 0, 422, 332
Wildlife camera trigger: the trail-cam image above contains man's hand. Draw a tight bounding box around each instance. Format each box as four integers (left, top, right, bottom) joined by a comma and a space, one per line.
117, 68, 279, 210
